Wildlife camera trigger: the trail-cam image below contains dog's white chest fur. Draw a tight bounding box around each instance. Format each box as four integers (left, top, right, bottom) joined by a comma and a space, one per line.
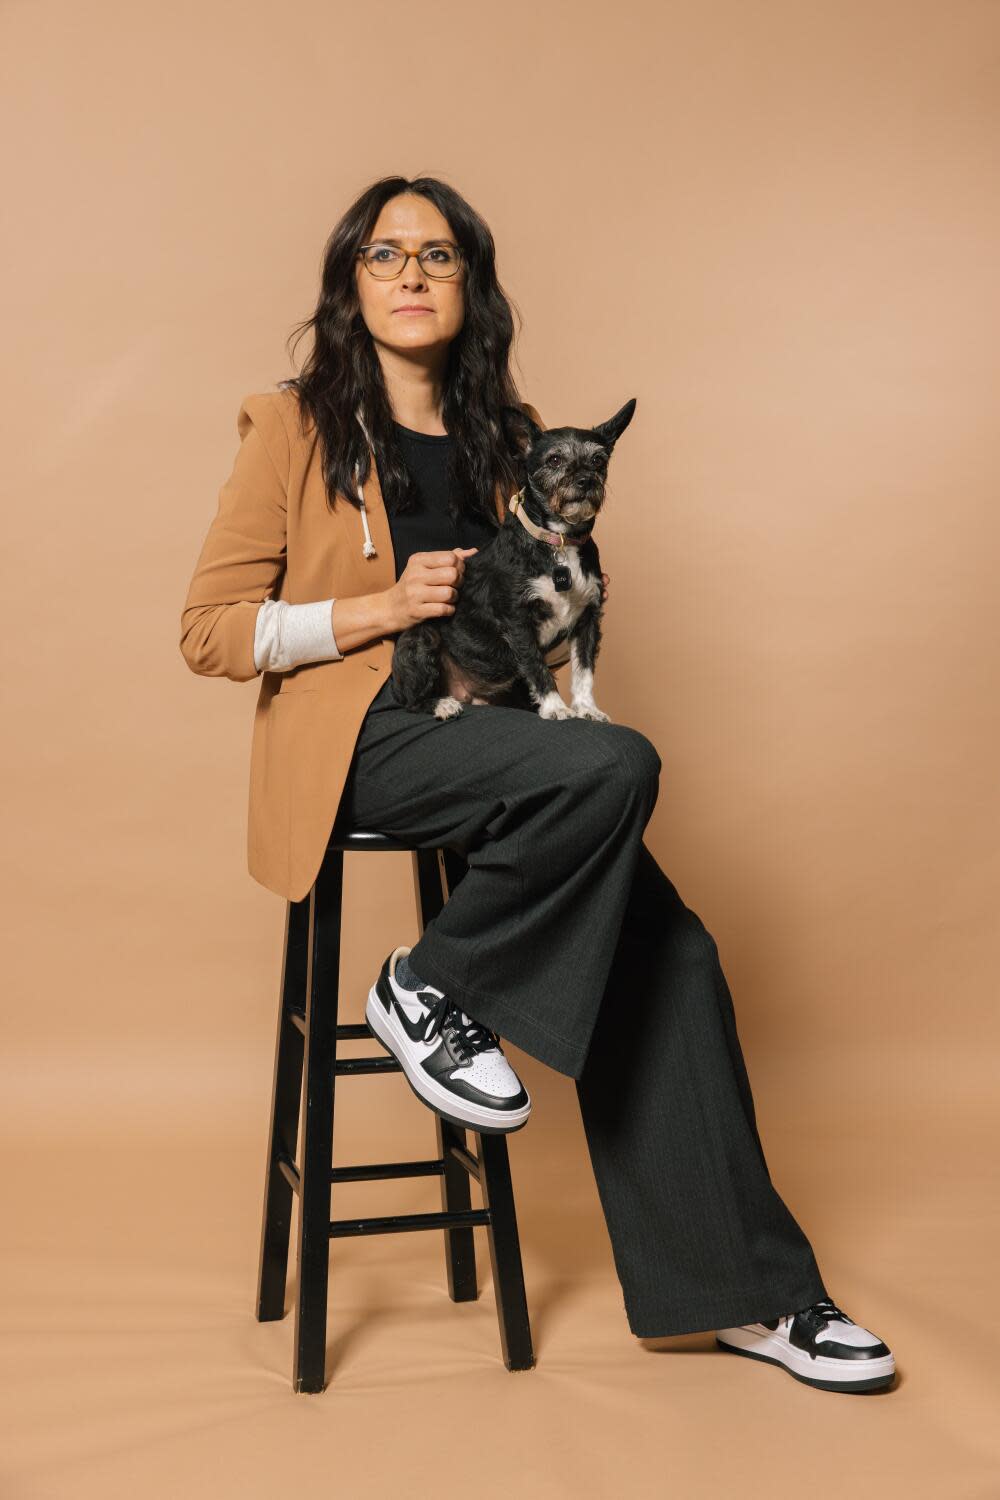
524, 547, 600, 645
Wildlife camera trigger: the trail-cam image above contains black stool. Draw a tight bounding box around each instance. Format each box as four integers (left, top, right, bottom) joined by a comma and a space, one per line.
255, 825, 536, 1393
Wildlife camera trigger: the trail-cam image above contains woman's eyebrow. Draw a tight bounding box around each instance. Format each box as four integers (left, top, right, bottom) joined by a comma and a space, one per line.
370, 237, 454, 247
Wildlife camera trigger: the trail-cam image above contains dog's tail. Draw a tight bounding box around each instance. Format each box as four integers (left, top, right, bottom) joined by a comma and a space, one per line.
391, 623, 445, 712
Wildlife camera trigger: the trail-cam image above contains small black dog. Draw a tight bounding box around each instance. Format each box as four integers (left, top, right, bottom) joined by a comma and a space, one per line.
390, 398, 636, 721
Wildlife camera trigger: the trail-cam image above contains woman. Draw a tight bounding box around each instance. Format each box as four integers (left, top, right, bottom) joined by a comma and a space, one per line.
180, 174, 895, 1393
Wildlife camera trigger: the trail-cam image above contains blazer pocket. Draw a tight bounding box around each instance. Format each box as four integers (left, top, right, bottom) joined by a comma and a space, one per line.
272, 669, 319, 696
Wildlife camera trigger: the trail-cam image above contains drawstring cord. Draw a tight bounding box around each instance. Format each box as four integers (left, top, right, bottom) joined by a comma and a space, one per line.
353, 406, 378, 558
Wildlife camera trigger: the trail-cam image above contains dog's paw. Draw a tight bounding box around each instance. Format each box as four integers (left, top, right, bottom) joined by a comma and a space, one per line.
536, 692, 574, 721
433, 696, 465, 720
570, 702, 611, 723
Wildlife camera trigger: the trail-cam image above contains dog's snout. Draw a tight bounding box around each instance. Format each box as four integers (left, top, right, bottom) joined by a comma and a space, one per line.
570, 465, 597, 488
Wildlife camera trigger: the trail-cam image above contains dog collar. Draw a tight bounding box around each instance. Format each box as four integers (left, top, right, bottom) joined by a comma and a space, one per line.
508, 489, 593, 549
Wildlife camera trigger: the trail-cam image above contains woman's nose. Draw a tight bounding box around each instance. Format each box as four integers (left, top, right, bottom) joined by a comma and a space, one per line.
400, 255, 428, 290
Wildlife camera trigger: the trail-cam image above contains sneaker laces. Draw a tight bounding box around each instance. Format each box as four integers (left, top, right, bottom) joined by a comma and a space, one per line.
418, 991, 500, 1062
794, 1296, 853, 1330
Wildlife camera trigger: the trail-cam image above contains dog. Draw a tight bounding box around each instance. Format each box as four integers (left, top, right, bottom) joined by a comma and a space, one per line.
390, 398, 636, 721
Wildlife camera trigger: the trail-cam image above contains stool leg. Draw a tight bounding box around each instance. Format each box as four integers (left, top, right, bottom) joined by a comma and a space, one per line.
256, 895, 309, 1322
293, 851, 343, 1394
439, 845, 471, 899
437, 1115, 479, 1302
478, 1132, 535, 1371
413, 848, 479, 1300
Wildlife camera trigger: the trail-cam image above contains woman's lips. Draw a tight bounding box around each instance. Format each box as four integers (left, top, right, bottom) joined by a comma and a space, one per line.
393, 307, 433, 315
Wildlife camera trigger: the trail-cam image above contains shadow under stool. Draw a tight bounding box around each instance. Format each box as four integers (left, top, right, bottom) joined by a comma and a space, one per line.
255, 825, 536, 1393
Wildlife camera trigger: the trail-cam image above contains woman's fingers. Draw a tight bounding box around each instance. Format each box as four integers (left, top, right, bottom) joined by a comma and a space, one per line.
601, 570, 610, 601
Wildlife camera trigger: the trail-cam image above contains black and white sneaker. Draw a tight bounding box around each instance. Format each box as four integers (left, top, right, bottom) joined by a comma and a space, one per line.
365, 946, 531, 1135
715, 1296, 896, 1393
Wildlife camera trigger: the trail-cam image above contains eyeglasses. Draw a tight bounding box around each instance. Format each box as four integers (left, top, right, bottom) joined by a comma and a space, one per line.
357, 241, 464, 280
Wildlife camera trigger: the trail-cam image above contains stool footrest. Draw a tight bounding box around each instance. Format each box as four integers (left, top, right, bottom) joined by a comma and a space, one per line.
330, 1207, 492, 1238
333, 1144, 480, 1183
279, 1145, 482, 1197
287, 1012, 402, 1074
335, 1054, 401, 1075
331, 1157, 445, 1183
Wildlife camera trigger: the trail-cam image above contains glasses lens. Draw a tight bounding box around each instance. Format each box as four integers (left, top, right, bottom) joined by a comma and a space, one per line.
363, 245, 405, 277
420, 245, 461, 278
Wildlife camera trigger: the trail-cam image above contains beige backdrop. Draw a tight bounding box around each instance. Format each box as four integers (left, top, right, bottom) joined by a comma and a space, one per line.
2, 0, 998, 1495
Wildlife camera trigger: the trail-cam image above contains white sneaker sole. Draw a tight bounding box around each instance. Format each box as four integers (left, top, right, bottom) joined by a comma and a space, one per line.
365, 985, 531, 1136
715, 1324, 895, 1393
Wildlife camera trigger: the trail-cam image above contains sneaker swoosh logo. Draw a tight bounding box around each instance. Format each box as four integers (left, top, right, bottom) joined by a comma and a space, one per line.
391, 990, 435, 1044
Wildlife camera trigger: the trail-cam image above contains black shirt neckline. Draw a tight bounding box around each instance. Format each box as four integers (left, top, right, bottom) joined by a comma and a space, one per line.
392, 420, 451, 445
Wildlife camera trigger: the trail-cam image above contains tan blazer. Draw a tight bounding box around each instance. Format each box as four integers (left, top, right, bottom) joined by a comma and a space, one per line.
180, 388, 551, 902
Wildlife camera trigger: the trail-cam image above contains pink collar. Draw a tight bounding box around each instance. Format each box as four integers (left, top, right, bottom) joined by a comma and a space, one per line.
508, 489, 593, 548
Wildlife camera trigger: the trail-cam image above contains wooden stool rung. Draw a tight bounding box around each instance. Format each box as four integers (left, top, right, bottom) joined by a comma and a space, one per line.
331, 1158, 445, 1183
330, 1207, 492, 1238
334, 1054, 401, 1075
336, 1023, 372, 1040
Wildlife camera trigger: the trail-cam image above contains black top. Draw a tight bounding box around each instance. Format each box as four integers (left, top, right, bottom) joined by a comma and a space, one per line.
386, 422, 500, 582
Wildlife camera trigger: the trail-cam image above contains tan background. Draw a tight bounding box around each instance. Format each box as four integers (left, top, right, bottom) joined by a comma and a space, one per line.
2, 0, 998, 1495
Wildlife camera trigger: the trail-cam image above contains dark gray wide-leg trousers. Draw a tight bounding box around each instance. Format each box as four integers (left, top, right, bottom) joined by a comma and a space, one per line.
338, 675, 829, 1337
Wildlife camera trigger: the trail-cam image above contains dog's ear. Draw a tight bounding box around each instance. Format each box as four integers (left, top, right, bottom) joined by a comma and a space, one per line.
591, 398, 637, 450
500, 403, 542, 457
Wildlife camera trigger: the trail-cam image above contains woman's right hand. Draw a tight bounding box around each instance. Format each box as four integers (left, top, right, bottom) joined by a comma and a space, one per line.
382, 547, 478, 632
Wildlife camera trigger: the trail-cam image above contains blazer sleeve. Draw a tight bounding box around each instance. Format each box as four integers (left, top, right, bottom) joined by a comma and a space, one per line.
179, 393, 289, 682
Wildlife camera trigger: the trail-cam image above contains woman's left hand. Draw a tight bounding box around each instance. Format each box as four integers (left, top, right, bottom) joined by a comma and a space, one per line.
601, 571, 610, 603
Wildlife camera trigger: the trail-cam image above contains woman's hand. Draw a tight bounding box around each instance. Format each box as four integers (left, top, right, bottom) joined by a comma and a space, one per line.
382, 546, 479, 632
601, 571, 610, 604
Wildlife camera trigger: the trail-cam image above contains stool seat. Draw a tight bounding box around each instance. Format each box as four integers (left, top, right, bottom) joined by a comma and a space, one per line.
327, 823, 416, 853
255, 826, 535, 1393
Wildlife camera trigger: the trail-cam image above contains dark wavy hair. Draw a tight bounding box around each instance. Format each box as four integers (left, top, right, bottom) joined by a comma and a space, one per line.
279, 174, 527, 528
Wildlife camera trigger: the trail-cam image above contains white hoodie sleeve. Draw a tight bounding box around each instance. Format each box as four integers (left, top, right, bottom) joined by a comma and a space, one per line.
253, 598, 343, 674
252, 597, 570, 675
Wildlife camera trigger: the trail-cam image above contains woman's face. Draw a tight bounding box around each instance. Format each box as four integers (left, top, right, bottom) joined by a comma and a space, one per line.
354, 193, 465, 360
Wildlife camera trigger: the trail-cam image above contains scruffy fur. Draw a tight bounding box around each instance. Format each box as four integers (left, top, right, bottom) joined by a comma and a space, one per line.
391, 398, 636, 721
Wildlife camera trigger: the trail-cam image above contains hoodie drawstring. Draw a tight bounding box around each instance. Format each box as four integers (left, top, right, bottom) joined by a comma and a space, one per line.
353, 406, 378, 558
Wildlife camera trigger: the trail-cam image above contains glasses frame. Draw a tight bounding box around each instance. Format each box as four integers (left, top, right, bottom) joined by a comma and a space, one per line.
356, 241, 464, 280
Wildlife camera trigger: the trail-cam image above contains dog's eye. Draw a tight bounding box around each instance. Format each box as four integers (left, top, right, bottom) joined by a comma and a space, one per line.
546, 455, 561, 468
